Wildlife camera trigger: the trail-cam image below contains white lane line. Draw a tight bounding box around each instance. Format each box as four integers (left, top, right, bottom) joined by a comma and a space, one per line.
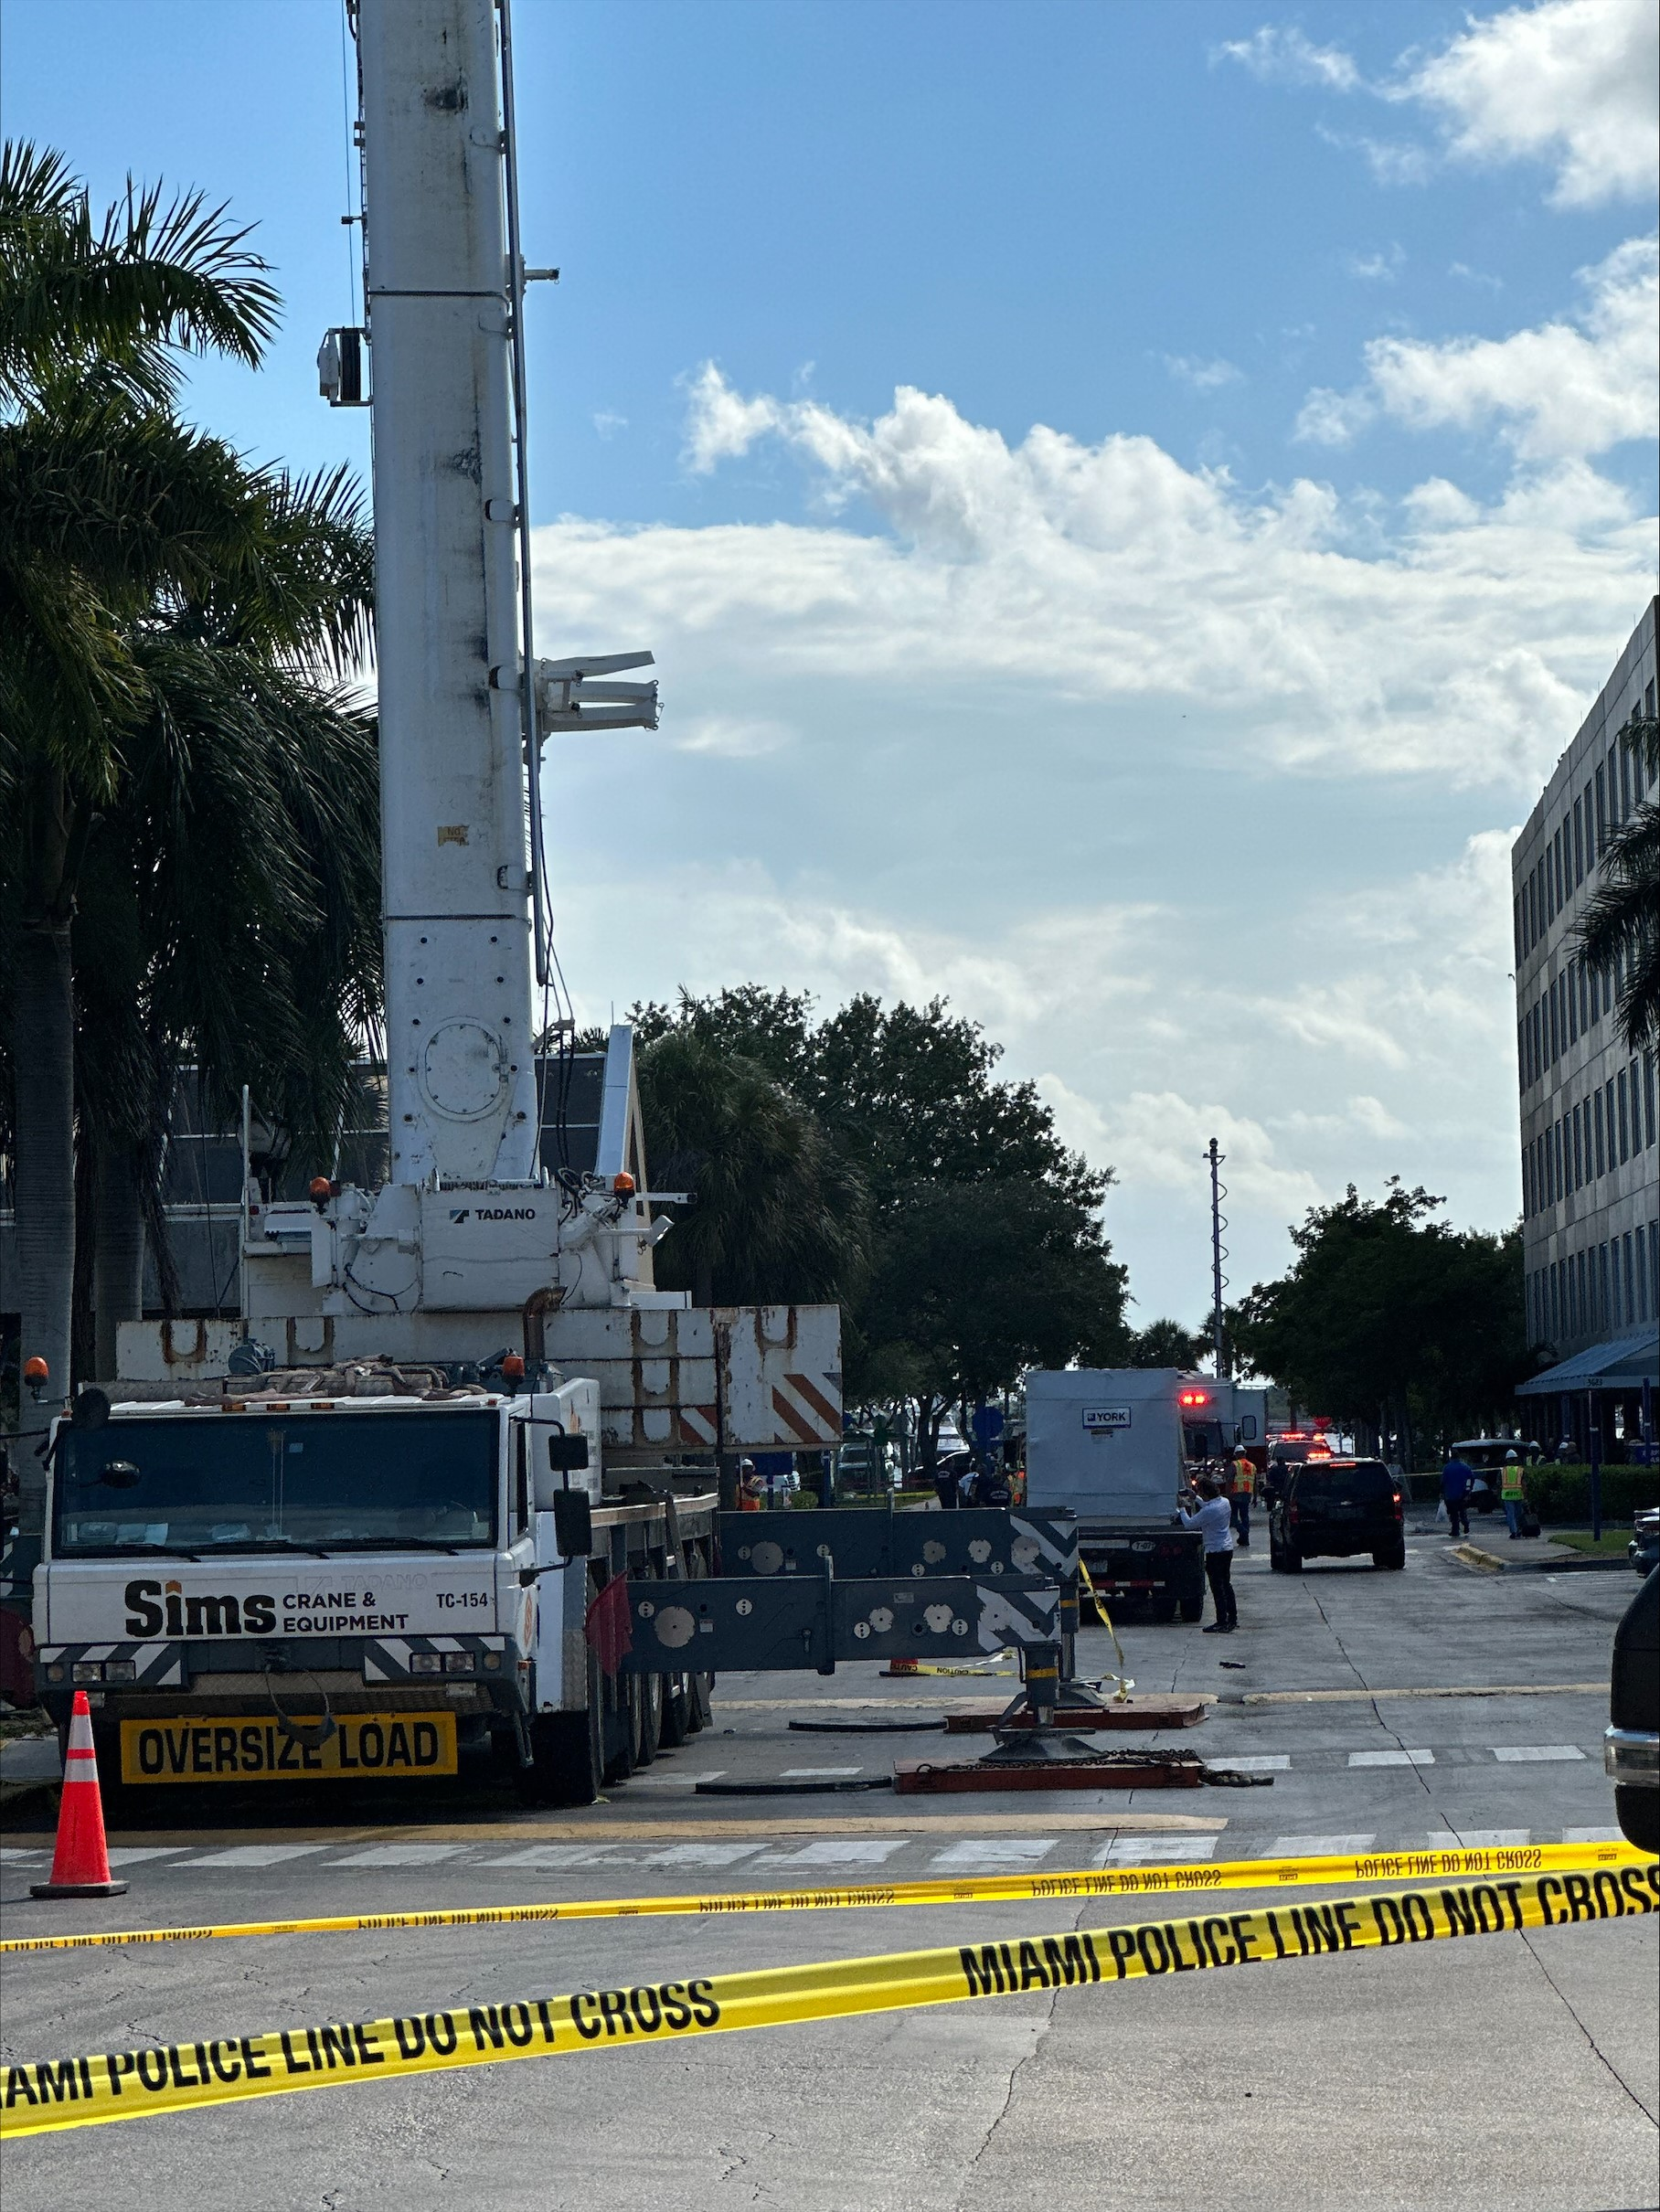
758, 1839, 911, 1866
1564, 1825, 1623, 1844
635, 1843, 766, 1870
1220, 1755, 1290, 1772
1490, 1745, 1586, 1762
0, 1848, 47, 1862
329, 1844, 471, 1867
103, 1848, 191, 1866
188, 1845, 329, 1866
1348, 1749, 1433, 1767
1434, 1830, 1530, 1847
780, 1767, 861, 1779
1271, 1834, 1377, 1856
928, 1838, 1058, 1874
478, 1845, 622, 1869
1092, 1836, 1219, 1866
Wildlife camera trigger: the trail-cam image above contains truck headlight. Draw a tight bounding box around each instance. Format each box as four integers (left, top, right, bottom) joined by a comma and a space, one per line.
104, 1660, 138, 1684
70, 1661, 104, 1684
443, 1653, 477, 1675
409, 1653, 443, 1675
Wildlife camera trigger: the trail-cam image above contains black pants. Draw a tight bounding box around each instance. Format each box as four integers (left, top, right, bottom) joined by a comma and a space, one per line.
1205, 1550, 1238, 1628
1445, 1497, 1469, 1537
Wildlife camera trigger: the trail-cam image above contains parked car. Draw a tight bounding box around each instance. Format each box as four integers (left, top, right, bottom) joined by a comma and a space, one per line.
1451, 1437, 1544, 1515
1604, 1568, 1658, 1856
1631, 1507, 1660, 1577
1269, 1458, 1406, 1572
1263, 1430, 1335, 1505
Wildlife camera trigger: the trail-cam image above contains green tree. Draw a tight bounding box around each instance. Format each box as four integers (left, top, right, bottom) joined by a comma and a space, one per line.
1576, 712, 1659, 1053
634, 1027, 867, 1309
633, 988, 1126, 1468
1124, 1316, 1210, 1369
1230, 1179, 1532, 1468
0, 144, 373, 1494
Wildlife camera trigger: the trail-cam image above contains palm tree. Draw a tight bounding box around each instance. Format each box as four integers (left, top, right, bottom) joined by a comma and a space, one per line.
1575, 714, 1660, 1054
637, 1028, 867, 1311
0, 143, 368, 1513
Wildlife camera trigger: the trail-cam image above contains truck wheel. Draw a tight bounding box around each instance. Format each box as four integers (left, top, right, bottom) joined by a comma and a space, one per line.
1282, 1546, 1304, 1574
1151, 1594, 1178, 1623
1179, 1594, 1205, 1622
1373, 1543, 1406, 1571
633, 1671, 663, 1768
516, 1653, 604, 1808
603, 1675, 638, 1786
689, 1674, 714, 1730
659, 1673, 693, 1748
1615, 1785, 1660, 1856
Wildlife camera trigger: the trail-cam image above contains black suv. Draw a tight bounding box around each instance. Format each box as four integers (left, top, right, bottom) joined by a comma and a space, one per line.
1269, 1458, 1405, 1573
1605, 1568, 1658, 1856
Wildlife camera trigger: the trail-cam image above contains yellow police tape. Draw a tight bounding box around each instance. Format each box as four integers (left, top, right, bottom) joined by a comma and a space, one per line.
1, 1836, 1646, 1958
4, 1858, 1655, 2137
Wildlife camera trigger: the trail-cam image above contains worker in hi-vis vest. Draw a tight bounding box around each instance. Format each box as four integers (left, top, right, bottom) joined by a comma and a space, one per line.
1501, 1449, 1527, 1539
1229, 1450, 1255, 1547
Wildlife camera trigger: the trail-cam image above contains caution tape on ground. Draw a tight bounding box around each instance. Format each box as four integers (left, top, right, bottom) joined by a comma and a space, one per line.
4, 1858, 1655, 2138
0, 1838, 1647, 1959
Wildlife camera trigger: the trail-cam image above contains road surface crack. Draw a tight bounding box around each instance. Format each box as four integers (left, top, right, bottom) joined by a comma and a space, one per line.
957, 1902, 1083, 2196
1518, 1930, 1658, 2127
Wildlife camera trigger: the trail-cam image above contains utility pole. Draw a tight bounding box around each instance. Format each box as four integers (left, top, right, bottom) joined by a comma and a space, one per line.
1208, 1137, 1229, 1380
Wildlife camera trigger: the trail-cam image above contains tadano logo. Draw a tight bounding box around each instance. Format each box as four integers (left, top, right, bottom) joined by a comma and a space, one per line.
449, 1207, 470, 1224
448, 1206, 537, 1223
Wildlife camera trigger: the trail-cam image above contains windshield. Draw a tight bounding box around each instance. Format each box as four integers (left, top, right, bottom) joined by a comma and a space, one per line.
1291, 1462, 1392, 1505
53, 1412, 498, 1558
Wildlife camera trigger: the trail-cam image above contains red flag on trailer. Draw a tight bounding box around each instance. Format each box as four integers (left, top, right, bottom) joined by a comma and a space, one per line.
584, 1574, 633, 1677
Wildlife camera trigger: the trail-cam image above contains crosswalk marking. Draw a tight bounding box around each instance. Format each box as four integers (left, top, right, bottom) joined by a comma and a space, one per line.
1272, 1833, 1377, 1856
1348, 1749, 1433, 1767
477, 1845, 622, 1869
780, 1767, 862, 1779
329, 1844, 471, 1867
103, 1847, 190, 1867
1093, 1835, 1219, 1866
757, 1839, 910, 1866
1564, 1825, 1623, 1844
631, 1771, 728, 1788
1490, 1745, 1585, 1762
0, 1847, 46, 1862
1223, 1755, 1291, 1771
928, 1837, 1057, 1874
636, 1843, 766, 1869
189, 1845, 329, 1867
1435, 1830, 1530, 1847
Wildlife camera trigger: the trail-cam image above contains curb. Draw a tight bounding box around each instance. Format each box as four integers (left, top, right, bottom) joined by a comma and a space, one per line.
1448, 1542, 1633, 1577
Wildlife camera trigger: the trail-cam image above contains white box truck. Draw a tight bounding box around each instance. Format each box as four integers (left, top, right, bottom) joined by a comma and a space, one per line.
1025, 1368, 1213, 1622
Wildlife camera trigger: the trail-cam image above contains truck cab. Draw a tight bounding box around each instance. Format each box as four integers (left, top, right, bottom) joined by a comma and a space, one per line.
33, 1371, 714, 1807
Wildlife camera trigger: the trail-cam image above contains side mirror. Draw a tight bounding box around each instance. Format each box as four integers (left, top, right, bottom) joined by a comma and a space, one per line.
548, 1432, 591, 1473
551, 1489, 592, 1559
99, 1461, 142, 1491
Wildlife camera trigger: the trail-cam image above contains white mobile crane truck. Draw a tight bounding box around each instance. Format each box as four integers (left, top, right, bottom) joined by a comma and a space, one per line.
21, 0, 855, 1806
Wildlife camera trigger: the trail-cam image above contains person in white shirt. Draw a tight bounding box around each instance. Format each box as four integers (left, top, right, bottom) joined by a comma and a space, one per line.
1179, 1475, 1238, 1633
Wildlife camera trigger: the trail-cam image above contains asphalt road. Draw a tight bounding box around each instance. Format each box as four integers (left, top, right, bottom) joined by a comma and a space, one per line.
3, 1533, 1655, 2211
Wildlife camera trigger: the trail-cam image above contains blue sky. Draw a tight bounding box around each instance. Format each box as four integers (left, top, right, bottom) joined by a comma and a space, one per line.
5, 0, 1657, 1326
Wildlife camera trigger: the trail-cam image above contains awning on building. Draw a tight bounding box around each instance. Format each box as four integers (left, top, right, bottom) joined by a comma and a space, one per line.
1516, 1329, 1659, 1397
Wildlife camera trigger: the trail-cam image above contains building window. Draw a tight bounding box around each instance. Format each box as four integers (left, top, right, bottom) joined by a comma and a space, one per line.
1601, 1242, 1612, 1331
1572, 797, 1584, 887
1644, 1049, 1656, 1148
1578, 1248, 1590, 1334
1618, 1068, 1629, 1163
1572, 1102, 1583, 1188
1619, 739, 1632, 820
1512, 894, 1522, 965
1595, 762, 1606, 854
1594, 1091, 1606, 1176
1579, 961, 1590, 1033
1623, 1233, 1634, 1326
1568, 964, 1578, 1045
1638, 1226, 1649, 1325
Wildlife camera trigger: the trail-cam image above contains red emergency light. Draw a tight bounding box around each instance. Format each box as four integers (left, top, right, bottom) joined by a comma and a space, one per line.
1177, 1389, 1210, 1408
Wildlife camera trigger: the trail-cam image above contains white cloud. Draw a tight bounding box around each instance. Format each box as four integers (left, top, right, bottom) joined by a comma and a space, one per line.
1233, 2, 1658, 210
681, 360, 784, 472
592, 409, 628, 440
1395, 0, 1660, 209
552, 364, 1652, 794
675, 714, 793, 759
1165, 354, 1243, 391
1214, 26, 1360, 91
1345, 244, 1406, 282
1303, 237, 1659, 461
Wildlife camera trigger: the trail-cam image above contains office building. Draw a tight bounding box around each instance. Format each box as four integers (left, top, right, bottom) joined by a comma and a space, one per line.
1512, 596, 1658, 1444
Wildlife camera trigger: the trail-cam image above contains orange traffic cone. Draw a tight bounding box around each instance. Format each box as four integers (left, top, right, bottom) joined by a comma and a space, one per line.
30, 1691, 128, 1899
